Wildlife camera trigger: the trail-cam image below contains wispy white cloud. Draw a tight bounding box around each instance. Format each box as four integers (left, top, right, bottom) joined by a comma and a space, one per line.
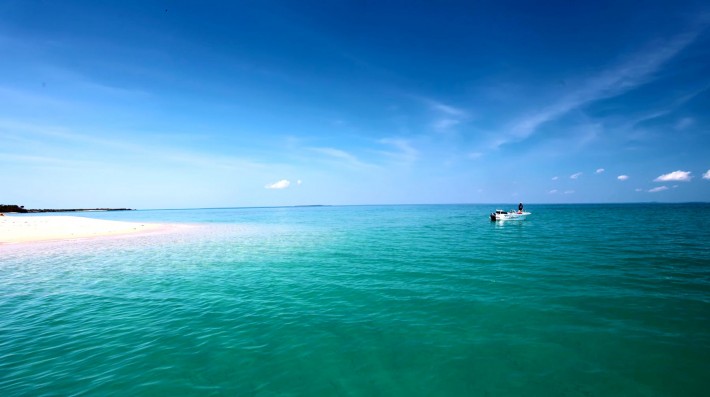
564, 190, 575, 194
265, 179, 290, 189
423, 99, 468, 134
311, 147, 358, 162
635, 188, 643, 192
161, 150, 265, 170
570, 172, 582, 179
703, 170, 710, 180
649, 186, 669, 193
654, 170, 692, 182
0, 87, 78, 110
0, 118, 266, 171
0, 152, 101, 169
79, 80, 152, 99
0, 62, 151, 113
467, 151, 483, 160
626, 88, 709, 132
596, 168, 605, 174
0, 153, 67, 164
377, 138, 419, 164
617, 175, 629, 181
428, 101, 466, 117
498, 23, 706, 147
551, 176, 559, 181
309, 147, 373, 169
0, 119, 138, 152
548, 189, 558, 194
433, 118, 461, 133
674, 117, 695, 130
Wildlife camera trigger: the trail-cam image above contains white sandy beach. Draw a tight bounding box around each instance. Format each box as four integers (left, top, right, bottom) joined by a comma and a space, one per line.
0, 215, 168, 244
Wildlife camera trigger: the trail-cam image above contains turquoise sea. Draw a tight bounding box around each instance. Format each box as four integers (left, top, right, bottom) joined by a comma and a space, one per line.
1, 204, 709, 396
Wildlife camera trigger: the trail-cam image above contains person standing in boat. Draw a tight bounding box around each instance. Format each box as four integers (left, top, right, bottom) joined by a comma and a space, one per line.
518, 202, 524, 214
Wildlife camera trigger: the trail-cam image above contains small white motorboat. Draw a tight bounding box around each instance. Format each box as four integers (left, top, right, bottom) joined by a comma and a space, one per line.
490, 209, 531, 221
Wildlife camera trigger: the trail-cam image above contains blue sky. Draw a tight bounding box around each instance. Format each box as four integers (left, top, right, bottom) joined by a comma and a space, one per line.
1, 1, 709, 208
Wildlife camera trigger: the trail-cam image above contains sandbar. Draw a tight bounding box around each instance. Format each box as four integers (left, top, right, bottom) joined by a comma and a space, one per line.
0, 215, 169, 244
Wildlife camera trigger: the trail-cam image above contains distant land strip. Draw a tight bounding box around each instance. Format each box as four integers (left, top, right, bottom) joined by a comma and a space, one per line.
1, 204, 133, 213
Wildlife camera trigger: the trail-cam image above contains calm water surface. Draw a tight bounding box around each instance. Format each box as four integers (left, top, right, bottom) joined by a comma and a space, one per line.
1, 204, 709, 396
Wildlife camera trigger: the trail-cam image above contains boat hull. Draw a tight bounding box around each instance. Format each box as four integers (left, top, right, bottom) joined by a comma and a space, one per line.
490, 211, 530, 221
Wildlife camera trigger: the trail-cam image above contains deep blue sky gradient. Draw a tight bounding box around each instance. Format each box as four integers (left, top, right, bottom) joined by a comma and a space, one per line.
1, 1, 709, 208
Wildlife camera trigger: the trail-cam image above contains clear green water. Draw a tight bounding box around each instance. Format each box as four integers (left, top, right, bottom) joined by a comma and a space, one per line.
1, 204, 709, 396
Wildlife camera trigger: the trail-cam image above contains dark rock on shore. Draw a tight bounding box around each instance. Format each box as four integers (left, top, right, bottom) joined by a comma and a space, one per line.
1, 204, 133, 213
1, 204, 27, 213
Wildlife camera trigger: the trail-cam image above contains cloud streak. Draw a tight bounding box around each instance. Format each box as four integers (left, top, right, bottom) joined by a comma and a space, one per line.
500, 22, 707, 147
433, 118, 461, 133
0, 118, 266, 171
424, 99, 468, 134
377, 138, 419, 164
426, 99, 466, 117
309, 147, 373, 169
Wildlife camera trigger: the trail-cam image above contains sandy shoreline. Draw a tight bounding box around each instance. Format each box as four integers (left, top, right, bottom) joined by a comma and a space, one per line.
0, 215, 170, 244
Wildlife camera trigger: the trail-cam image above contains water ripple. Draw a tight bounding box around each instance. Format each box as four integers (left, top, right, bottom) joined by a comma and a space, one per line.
1, 204, 709, 396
